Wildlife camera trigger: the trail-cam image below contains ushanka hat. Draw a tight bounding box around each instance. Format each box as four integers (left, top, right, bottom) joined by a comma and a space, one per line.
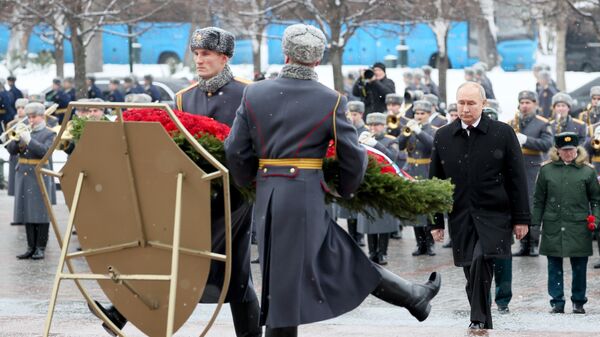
190, 27, 235, 58
282, 24, 326, 64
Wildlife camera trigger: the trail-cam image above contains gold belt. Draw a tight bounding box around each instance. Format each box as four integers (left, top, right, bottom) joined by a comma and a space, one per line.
592, 156, 600, 163
258, 158, 323, 169
0, 109, 5, 114
521, 148, 542, 156
18, 158, 43, 165
407, 157, 431, 165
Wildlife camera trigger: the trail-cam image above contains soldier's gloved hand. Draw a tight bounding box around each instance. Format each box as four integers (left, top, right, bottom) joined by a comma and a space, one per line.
19, 129, 31, 144
0, 132, 7, 143
358, 131, 377, 147
412, 123, 422, 135
594, 127, 600, 139
516, 132, 527, 146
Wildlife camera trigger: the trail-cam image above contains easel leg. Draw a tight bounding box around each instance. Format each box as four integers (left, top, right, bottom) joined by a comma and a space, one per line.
166, 172, 184, 336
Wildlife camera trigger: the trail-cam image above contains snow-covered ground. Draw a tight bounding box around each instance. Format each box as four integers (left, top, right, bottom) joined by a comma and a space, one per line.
1, 62, 599, 180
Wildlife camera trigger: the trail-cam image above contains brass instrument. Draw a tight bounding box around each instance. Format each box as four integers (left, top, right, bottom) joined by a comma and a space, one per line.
402, 125, 413, 137
51, 121, 74, 151
1, 104, 58, 147
387, 114, 400, 129
592, 136, 600, 150
511, 111, 520, 133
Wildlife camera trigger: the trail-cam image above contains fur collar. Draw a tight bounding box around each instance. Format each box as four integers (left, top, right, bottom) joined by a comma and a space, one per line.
548, 146, 588, 166
197, 64, 234, 93
279, 64, 318, 81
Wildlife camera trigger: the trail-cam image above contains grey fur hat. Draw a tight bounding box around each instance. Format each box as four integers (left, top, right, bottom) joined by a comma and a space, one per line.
590, 86, 600, 98
552, 92, 573, 108
423, 93, 439, 107
24, 102, 45, 116
447, 103, 458, 112
413, 100, 432, 113
473, 63, 485, 75
282, 24, 326, 64
403, 69, 413, 79
125, 93, 152, 103
366, 112, 386, 125
347, 101, 365, 113
487, 99, 501, 113
538, 70, 551, 80
421, 65, 433, 75
464, 67, 475, 76
518, 90, 538, 102
190, 27, 235, 58
385, 93, 402, 105
412, 68, 424, 79
15, 98, 29, 108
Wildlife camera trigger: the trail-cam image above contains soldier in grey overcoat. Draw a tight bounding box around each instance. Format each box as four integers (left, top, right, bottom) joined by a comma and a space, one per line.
357, 113, 400, 265
509, 90, 553, 257
423, 93, 447, 127
225, 24, 441, 336
89, 27, 262, 337
550, 92, 587, 143
3, 103, 55, 259
6, 98, 28, 200
398, 100, 437, 256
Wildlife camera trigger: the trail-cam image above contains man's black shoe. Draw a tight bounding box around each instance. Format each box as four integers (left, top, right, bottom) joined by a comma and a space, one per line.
529, 245, 539, 257
593, 261, 600, 269
497, 305, 509, 314
377, 254, 388, 265
549, 305, 564, 314
10, 222, 23, 226
573, 304, 585, 314
512, 246, 529, 256
88, 300, 127, 336
356, 237, 366, 247
426, 245, 436, 256
442, 240, 452, 248
468, 322, 486, 329
412, 247, 426, 256
390, 231, 402, 240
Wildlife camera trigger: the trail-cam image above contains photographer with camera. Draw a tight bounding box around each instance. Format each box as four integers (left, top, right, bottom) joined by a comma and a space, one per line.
352, 62, 396, 115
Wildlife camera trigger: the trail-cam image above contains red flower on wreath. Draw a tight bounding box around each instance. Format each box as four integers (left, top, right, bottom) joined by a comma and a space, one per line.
122, 108, 231, 141
326, 141, 396, 175
587, 215, 596, 232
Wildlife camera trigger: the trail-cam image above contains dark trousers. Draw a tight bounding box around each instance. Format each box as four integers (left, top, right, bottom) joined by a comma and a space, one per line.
463, 240, 494, 329
547, 256, 588, 308
493, 257, 512, 307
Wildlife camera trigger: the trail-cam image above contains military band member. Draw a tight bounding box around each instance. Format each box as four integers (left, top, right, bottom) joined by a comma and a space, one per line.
422, 65, 440, 97
464, 67, 475, 82
175, 28, 251, 126
6, 98, 29, 203
2, 103, 56, 260
509, 90, 554, 257
550, 92, 587, 144
225, 23, 441, 336
411, 68, 430, 94
384, 93, 408, 144
338, 100, 367, 246
474, 63, 495, 99
90, 27, 262, 337
447, 103, 459, 123
86, 76, 104, 100
357, 112, 400, 265
578, 86, 600, 135
398, 100, 437, 256
423, 93, 447, 127
537, 70, 558, 119
402, 69, 415, 91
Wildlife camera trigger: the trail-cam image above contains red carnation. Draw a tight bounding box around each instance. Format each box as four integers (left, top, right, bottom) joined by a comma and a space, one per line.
587, 215, 596, 232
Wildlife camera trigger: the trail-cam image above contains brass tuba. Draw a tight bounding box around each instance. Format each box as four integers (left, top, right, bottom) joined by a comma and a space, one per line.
387, 114, 399, 129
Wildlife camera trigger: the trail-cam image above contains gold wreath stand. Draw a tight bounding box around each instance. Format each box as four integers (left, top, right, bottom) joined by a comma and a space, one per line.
35, 102, 232, 337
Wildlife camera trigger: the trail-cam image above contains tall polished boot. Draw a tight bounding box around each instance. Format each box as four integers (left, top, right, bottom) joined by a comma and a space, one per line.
594, 239, 600, 269
17, 223, 36, 259
347, 219, 364, 246
265, 326, 297, 337
371, 264, 441, 321
230, 300, 263, 337
88, 301, 127, 336
425, 232, 436, 256
367, 234, 379, 262
32, 223, 49, 260
412, 227, 426, 256
377, 234, 390, 265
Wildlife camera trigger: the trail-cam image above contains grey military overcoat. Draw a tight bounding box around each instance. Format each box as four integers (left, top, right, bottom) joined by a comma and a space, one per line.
225, 73, 381, 328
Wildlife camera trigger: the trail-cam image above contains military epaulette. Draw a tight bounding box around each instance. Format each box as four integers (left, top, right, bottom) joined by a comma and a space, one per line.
572, 118, 585, 125
234, 77, 253, 85
175, 82, 198, 97
541, 159, 553, 167
535, 115, 549, 123
385, 134, 397, 140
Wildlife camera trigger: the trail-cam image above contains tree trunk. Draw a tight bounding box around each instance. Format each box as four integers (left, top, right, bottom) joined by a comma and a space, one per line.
69, 19, 87, 99
54, 35, 65, 79
7, 24, 28, 71
252, 30, 263, 77
432, 19, 450, 103
475, 19, 498, 68
555, 13, 567, 91
85, 31, 103, 73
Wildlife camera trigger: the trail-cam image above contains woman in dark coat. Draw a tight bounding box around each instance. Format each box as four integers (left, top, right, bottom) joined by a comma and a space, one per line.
533, 133, 600, 314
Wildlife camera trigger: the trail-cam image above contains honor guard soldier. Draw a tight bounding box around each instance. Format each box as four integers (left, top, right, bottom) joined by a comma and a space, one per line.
402, 69, 415, 91
6, 98, 28, 206
473, 63, 495, 99
398, 100, 437, 256
464, 67, 475, 82
90, 27, 262, 337
422, 65, 440, 97
86, 76, 104, 100
176, 27, 251, 126
225, 23, 441, 336
105, 78, 125, 102
411, 68, 430, 94
2, 103, 56, 260
510, 90, 553, 256
45, 79, 70, 123
7, 75, 23, 103
338, 100, 367, 246
534, 63, 557, 93
143, 75, 161, 102
550, 92, 587, 144
423, 93, 447, 127
537, 70, 558, 119
578, 86, 600, 135
357, 112, 401, 265
447, 103, 459, 123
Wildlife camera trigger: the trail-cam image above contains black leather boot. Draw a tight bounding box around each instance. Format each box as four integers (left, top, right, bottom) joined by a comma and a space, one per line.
88, 301, 128, 336
377, 234, 390, 265
32, 223, 49, 260
442, 239, 452, 248
425, 232, 436, 256
371, 265, 441, 322
367, 234, 379, 262
265, 326, 297, 337
513, 237, 530, 256
412, 227, 426, 256
17, 223, 36, 259
230, 300, 263, 337
595, 239, 600, 269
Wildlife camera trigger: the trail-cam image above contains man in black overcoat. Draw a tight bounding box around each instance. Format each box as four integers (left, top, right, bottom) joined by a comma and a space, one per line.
429, 82, 530, 330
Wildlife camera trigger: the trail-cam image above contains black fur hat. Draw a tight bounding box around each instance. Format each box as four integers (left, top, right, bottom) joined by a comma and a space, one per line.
190, 27, 235, 58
